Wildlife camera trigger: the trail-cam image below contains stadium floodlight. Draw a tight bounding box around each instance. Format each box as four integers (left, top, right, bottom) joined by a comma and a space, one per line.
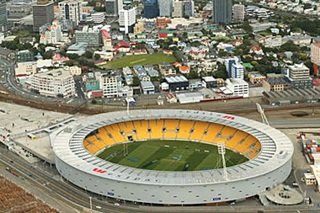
256, 103, 269, 126
218, 142, 228, 180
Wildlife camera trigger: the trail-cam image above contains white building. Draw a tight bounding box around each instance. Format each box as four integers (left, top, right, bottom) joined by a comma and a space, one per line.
39, 20, 63, 45
64, 66, 82, 76
91, 12, 105, 24
119, 7, 136, 34
226, 78, 249, 98
99, 72, 119, 98
230, 63, 244, 79
15, 61, 37, 77
158, 0, 173, 17
58, 0, 81, 27
311, 38, 320, 67
30, 69, 75, 98
233, 4, 245, 22
173, 0, 184, 18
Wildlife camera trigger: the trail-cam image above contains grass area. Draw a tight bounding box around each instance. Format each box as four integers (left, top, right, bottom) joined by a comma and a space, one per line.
102, 53, 176, 68
97, 140, 248, 171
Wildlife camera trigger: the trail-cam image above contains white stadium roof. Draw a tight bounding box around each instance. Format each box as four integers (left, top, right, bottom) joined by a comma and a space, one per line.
53, 110, 293, 185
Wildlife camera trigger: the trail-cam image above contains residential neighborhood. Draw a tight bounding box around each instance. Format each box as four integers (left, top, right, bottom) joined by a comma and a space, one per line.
0, 0, 319, 107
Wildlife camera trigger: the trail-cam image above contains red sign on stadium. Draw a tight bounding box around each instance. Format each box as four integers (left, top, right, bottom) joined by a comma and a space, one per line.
222, 115, 235, 120
93, 168, 106, 173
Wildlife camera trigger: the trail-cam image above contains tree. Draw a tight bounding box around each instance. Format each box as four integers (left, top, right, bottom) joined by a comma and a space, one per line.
67, 53, 80, 60
84, 51, 93, 59
213, 63, 228, 79
42, 51, 54, 59
132, 76, 140, 86
280, 41, 299, 52
94, 54, 101, 60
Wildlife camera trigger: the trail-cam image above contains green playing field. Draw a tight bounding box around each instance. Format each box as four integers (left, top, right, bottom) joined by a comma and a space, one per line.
96, 140, 248, 171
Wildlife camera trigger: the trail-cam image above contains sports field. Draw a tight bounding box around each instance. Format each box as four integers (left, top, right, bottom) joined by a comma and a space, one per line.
102, 53, 176, 68
97, 140, 248, 171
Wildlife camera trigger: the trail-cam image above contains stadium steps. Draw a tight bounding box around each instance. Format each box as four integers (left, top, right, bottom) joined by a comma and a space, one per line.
177, 120, 194, 140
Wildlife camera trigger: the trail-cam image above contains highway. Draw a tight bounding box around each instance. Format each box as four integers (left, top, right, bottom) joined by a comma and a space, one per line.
0, 144, 138, 213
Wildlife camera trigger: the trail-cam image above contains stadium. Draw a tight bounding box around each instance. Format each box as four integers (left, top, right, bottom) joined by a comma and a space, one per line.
53, 109, 293, 205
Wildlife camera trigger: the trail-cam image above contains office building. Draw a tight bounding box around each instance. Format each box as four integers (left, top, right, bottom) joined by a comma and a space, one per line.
58, 0, 81, 28
30, 69, 75, 98
213, 0, 232, 24
105, 0, 123, 16
285, 63, 313, 89
226, 78, 249, 97
75, 26, 101, 46
119, 7, 136, 34
224, 57, 240, 75
230, 63, 244, 79
311, 37, 320, 76
7, 0, 33, 19
32, 0, 54, 32
144, 0, 159, 18
39, 19, 63, 45
0, 0, 6, 32
158, 0, 172, 17
233, 4, 245, 22
16, 50, 34, 63
173, 0, 184, 18
184, 0, 194, 18
100, 72, 119, 98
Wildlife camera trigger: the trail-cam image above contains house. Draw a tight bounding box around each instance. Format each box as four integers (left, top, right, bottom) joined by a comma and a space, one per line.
250, 45, 264, 55
159, 63, 176, 76
113, 41, 130, 53
179, 65, 190, 74
140, 81, 155, 94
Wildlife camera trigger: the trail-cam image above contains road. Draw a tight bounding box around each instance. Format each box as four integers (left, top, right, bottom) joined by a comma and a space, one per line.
0, 144, 137, 213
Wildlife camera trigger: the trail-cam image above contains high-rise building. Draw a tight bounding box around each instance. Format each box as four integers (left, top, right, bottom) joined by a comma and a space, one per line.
173, 0, 184, 18
58, 0, 81, 28
311, 37, 320, 76
158, 0, 172, 17
119, 7, 136, 34
285, 63, 313, 89
144, 0, 159, 18
213, 0, 232, 24
32, 0, 54, 32
39, 19, 63, 45
105, 0, 123, 16
183, 0, 194, 18
230, 63, 244, 79
233, 4, 245, 22
0, 0, 7, 32
100, 72, 119, 98
75, 26, 101, 47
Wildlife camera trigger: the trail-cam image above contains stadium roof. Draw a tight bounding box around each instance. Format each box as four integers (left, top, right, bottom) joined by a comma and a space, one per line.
53, 110, 293, 186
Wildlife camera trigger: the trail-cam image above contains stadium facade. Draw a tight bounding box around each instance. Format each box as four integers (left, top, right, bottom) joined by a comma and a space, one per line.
53, 110, 293, 205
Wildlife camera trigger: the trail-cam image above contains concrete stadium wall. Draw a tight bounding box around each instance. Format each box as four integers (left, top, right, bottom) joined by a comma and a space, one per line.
55, 156, 292, 205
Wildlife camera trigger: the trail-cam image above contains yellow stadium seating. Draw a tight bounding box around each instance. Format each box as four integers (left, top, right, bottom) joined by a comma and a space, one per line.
105, 124, 125, 143
177, 120, 194, 139
189, 121, 209, 141
149, 120, 163, 139
83, 119, 262, 159
164, 119, 179, 130
219, 126, 237, 139
97, 128, 114, 146
225, 131, 248, 149
201, 124, 224, 143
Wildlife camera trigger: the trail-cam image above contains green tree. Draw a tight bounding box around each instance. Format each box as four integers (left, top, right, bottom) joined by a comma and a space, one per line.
94, 54, 101, 60
213, 63, 228, 79
280, 41, 299, 52
42, 51, 54, 59
84, 51, 93, 59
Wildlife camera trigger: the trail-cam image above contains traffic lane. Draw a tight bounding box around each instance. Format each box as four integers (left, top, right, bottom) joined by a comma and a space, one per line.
0, 146, 137, 213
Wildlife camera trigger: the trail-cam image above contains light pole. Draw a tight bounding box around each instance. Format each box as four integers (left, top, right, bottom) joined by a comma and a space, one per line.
89, 196, 92, 212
